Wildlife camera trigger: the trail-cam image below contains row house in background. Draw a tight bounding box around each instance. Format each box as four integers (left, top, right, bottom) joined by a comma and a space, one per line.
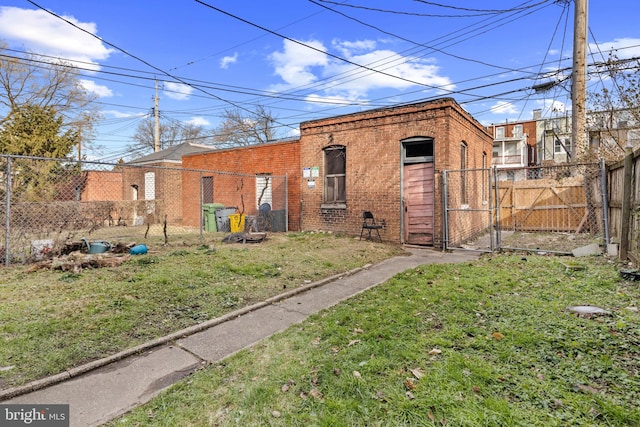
586, 108, 640, 160
535, 109, 640, 164
486, 117, 537, 180
536, 110, 574, 164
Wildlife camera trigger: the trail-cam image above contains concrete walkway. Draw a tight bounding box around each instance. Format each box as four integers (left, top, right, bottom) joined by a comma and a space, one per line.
3, 248, 480, 427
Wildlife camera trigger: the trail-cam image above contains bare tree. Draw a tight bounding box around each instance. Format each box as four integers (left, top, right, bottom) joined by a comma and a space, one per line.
130, 115, 212, 153
587, 54, 640, 161
0, 41, 99, 155
213, 105, 279, 147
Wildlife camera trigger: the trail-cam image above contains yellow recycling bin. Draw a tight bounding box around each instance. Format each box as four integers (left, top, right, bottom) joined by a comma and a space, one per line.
229, 214, 245, 232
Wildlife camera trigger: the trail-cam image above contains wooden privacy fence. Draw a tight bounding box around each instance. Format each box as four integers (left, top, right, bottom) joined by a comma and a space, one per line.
496, 173, 600, 233
607, 148, 640, 263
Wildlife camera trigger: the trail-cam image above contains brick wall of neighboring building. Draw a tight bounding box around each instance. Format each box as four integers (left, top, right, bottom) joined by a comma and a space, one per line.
299, 98, 493, 246
121, 163, 183, 225
181, 139, 301, 230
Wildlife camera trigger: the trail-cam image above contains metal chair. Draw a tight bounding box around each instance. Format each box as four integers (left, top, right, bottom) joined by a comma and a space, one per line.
360, 211, 383, 242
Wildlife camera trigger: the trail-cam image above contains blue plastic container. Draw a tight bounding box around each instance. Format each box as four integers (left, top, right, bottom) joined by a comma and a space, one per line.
129, 244, 148, 255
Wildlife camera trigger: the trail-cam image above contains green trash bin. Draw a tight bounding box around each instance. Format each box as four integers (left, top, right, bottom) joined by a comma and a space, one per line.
203, 203, 225, 232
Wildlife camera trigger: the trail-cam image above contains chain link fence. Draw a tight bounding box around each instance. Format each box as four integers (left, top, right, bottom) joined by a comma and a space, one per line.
443, 162, 606, 254
1, 155, 288, 265
442, 167, 495, 251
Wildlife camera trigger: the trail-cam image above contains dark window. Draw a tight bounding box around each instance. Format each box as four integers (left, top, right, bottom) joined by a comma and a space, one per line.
324, 145, 346, 204
461, 142, 468, 205
202, 176, 213, 204
402, 137, 434, 163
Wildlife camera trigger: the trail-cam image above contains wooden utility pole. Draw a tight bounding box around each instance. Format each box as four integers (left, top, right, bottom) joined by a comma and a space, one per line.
571, 0, 588, 160
154, 80, 160, 152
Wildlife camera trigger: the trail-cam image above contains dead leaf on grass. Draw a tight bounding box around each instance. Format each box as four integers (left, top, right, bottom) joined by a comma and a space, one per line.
272, 410, 281, 418
428, 348, 442, 355
492, 332, 505, 340
312, 336, 321, 345
348, 339, 361, 347
281, 379, 295, 393
353, 370, 362, 379
405, 379, 416, 390
406, 391, 416, 400
309, 388, 324, 400
354, 328, 364, 334
410, 368, 425, 379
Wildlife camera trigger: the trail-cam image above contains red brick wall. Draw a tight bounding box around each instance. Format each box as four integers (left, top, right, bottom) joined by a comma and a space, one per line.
181, 140, 301, 230
121, 163, 183, 224
299, 98, 493, 246
487, 120, 537, 142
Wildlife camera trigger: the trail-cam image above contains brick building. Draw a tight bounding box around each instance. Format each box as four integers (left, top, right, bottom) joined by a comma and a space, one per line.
124, 142, 212, 225
181, 138, 301, 231
299, 98, 493, 246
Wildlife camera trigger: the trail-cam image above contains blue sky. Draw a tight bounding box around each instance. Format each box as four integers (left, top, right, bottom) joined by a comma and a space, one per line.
0, 0, 639, 161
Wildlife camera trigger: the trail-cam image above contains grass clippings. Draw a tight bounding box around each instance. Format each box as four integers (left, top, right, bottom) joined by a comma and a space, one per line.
110, 254, 640, 427
0, 232, 403, 389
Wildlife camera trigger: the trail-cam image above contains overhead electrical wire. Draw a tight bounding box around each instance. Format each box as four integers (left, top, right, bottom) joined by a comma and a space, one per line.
314, 0, 553, 18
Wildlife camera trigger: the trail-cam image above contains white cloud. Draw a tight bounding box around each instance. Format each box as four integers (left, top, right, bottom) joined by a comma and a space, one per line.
268, 38, 454, 102
220, 53, 238, 69
79, 79, 112, 97
185, 116, 210, 127
536, 99, 566, 116
269, 39, 329, 87
103, 110, 146, 119
490, 101, 518, 115
304, 94, 364, 106
164, 82, 194, 100
332, 39, 377, 56
0, 7, 112, 70
591, 37, 640, 59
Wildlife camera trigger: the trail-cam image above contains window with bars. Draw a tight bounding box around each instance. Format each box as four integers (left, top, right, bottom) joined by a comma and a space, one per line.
324, 145, 346, 204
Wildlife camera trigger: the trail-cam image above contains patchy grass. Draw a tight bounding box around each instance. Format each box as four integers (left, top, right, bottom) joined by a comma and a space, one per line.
0, 232, 404, 389
110, 254, 640, 427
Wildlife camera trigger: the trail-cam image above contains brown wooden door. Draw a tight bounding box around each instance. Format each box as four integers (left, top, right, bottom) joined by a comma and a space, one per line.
403, 162, 434, 245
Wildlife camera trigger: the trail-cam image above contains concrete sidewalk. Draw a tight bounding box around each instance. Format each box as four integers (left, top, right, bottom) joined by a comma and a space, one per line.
4, 248, 480, 427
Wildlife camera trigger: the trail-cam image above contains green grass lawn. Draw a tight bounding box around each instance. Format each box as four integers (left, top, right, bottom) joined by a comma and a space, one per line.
0, 232, 404, 389
109, 254, 640, 426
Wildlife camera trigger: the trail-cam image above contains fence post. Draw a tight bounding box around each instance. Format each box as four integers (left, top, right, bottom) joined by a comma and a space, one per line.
488, 166, 494, 252
4, 156, 11, 266
620, 149, 634, 261
199, 171, 204, 241
441, 171, 449, 251
600, 158, 610, 245
285, 173, 289, 232
493, 166, 501, 250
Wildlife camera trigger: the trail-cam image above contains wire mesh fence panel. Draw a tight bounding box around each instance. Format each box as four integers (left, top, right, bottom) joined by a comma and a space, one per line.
1, 155, 287, 265
442, 168, 494, 251
494, 162, 605, 254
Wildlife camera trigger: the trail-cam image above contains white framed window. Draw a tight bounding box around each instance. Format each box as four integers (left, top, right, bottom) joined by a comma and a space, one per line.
256, 174, 272, 208
554, 138, 572, 154
513, 124, 523, 138
495, 127, 505, 139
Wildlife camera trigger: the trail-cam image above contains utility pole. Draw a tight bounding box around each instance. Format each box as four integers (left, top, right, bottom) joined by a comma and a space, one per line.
571, 0, 588, 160
154, 79, 160, 152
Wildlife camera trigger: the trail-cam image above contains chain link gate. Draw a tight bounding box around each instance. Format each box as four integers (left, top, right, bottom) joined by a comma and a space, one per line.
442, 167, 496, 252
